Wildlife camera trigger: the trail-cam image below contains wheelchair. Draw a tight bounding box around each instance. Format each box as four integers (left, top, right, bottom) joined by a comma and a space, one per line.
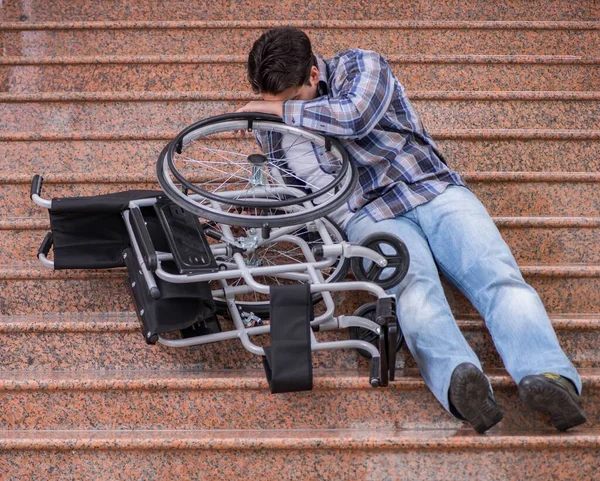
31, 113, 410, 392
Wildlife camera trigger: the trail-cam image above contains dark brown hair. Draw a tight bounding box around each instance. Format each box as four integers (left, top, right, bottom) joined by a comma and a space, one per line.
247, 27, 316, 94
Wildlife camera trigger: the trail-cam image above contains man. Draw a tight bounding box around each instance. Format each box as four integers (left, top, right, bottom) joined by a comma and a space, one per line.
237, 27, 586, 433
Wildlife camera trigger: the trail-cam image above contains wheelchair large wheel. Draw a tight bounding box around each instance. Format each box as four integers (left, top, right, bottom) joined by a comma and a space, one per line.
157, 113, 357, 228
212, 216, 350, 316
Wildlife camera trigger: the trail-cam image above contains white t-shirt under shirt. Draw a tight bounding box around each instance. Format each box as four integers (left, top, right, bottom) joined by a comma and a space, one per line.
280, 134, 353, 229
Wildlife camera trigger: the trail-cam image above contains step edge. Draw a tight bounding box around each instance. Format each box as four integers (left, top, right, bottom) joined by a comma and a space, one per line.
0, 428, 598, 451
1, 54, 598, 66
4, 216, 600, 230
0, 368, 598, 391
2, 129, 598, 141
2, 20, 599, 31
4, 171, 600, 184
1, 90, 599, 102
0, 315, 598, 333
1, 262, 599, 279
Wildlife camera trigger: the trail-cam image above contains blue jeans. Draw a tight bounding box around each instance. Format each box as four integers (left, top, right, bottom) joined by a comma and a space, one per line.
345, 185, 582, 412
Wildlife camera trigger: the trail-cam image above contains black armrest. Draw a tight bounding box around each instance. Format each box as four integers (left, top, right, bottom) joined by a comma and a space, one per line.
129, 206, 157, 272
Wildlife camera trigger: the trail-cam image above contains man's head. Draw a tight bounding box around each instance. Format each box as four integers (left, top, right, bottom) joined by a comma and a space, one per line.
247, 27, 320, 102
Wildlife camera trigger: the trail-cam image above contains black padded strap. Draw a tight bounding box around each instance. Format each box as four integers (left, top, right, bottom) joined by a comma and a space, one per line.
262, 284, 313, 394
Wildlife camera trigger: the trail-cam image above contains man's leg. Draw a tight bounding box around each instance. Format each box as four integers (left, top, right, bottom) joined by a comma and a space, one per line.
346, 208, 481, 411
415, 185, 582, 393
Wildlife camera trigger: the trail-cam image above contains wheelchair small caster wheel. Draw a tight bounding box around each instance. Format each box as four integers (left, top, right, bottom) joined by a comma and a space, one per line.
370, 378, 380, 388
145, 332, 158, 345
349, 302, 403, 359
351, 233, 410, 290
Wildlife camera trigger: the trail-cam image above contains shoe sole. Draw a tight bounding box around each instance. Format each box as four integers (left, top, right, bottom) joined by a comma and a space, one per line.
519, 376, 587, 431
450, 367, 504, 434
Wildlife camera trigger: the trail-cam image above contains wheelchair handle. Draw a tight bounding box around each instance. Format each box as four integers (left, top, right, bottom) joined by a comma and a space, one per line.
31, 174, 43, 199
31, 174, 52, 208
37, 232, 55, 268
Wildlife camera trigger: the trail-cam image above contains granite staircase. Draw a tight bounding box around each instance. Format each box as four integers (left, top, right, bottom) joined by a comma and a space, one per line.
0, 0, 599, 479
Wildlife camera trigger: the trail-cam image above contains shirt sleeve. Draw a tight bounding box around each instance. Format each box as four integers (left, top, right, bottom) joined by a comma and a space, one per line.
282, 50, 395, 139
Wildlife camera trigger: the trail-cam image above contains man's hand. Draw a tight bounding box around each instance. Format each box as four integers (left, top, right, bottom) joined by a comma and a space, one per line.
236, 100, 284, 118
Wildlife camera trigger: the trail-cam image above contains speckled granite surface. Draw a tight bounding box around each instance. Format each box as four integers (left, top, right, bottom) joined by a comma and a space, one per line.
0, 428, 596, 480
4, 219, 598, 264
0, 98, 597, 132
2, 25, 599, 57
2, 0, 598, 22
333, 275, 600, 317
0, 368, 595, 431
3, 138, 598, 175
0, 313, 598, 372
3, 178, 599, 217
2, 62, 598, 92
0, 265, 597, 315
0, 2, 598, 478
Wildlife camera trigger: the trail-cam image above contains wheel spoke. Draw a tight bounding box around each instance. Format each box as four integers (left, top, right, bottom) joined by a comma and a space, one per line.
387, 258, 402, 266
188, 139, 248, 158
273, 164, 324, 192
177, 155, 252, 185
159, 115, 354, 229
366, 262, 379, 280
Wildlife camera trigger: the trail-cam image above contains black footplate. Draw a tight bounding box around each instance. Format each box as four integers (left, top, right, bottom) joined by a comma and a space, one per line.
154, 199, 218, 274
376, 297, 399, 382
123, 247, 218, 344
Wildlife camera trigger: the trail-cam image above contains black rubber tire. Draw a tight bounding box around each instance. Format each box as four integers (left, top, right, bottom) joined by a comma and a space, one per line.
156, 113, 358, 228
348, 301, 403, 359
166, 113, 351, 208
351, 232, 410, 290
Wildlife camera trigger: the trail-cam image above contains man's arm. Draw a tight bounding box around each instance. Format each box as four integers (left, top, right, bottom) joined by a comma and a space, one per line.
283, 50, 394, 139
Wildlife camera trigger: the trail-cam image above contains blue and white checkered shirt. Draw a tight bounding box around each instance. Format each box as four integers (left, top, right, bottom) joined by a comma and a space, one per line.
261, 48, 468, 222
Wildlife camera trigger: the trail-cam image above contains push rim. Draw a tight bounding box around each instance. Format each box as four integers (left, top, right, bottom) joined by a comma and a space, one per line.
157, 113, 357, 228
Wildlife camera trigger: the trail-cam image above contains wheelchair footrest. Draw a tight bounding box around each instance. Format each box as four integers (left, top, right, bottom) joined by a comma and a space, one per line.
262, 284, 313, 394
154, 199, 218, 274
376, 296, 398, 383
123, 248, 218, 344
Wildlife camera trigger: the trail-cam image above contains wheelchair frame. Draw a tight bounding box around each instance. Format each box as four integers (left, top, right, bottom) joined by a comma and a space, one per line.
32, 180, 400, 388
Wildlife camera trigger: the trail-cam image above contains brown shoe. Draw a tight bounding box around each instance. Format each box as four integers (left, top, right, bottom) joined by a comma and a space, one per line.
449, 363, 504, 434
518, 373, 587, 431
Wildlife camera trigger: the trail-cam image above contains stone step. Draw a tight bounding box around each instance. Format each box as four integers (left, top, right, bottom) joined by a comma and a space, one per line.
0, 313, 363, 372
0, 369, 597, 431
0, 262, 597, 315
1, 2, 596, 479
0, 312, 598, 372
1, 95, 597, 132
3, 174, 599, 217
2, 57, 597, 92
2, 0, 596, 21
3, 136, 599, 174
2, 216, 599, 265
2, 21, 598, 57
0, 427, 598, 480
3, 427, 600, 481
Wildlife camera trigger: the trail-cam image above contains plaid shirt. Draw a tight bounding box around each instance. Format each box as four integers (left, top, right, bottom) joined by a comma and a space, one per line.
259, 49, 467, 222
